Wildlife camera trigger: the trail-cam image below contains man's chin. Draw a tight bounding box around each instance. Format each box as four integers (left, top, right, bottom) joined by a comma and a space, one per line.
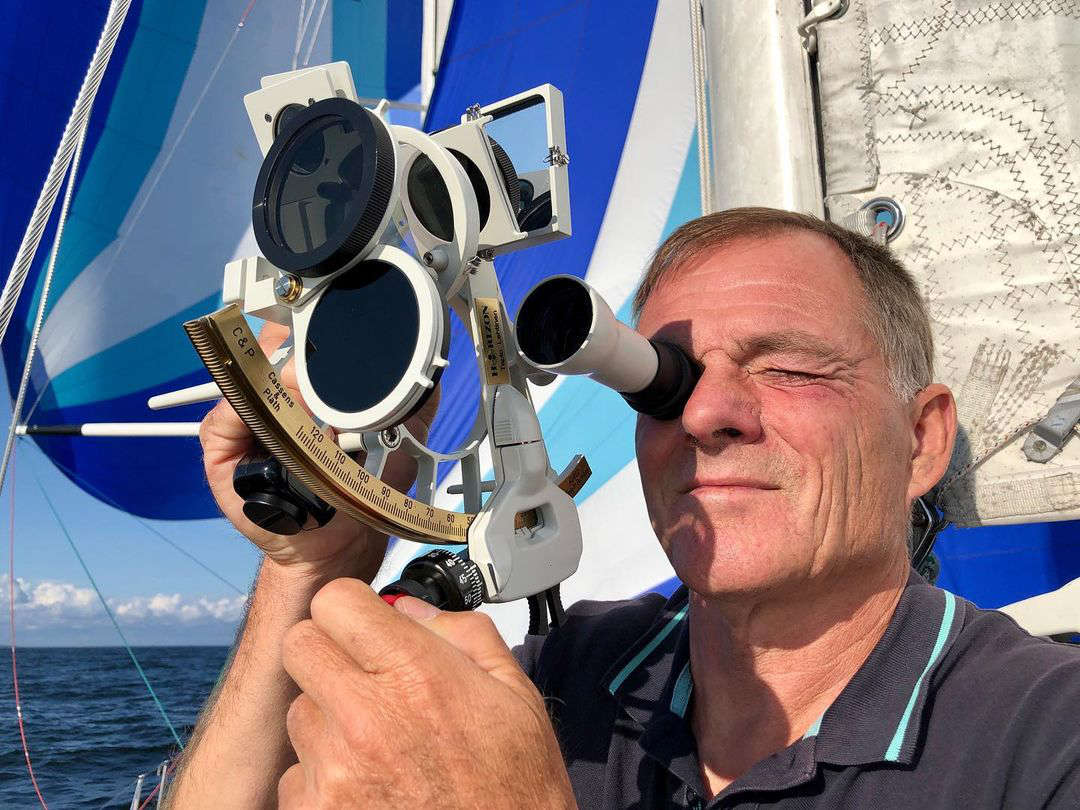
664, 530, 802, 600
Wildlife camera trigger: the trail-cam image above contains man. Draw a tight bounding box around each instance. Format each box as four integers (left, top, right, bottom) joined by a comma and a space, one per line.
167, 209, 1080, 808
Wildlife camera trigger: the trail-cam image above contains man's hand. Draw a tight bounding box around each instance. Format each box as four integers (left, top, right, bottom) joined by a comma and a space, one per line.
199, 319, 438, 577
278, 579, 577, 809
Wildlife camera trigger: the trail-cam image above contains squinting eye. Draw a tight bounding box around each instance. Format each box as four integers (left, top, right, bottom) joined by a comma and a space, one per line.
764, 368, 821, 381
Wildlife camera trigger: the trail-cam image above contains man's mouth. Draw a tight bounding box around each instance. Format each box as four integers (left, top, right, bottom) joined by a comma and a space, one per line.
682, 478, 780, 493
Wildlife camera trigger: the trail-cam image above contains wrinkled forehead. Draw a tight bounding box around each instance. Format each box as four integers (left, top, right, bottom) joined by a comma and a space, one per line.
637, 231, 876, 343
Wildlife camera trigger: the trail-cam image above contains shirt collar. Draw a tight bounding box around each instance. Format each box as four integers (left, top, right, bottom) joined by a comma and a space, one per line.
601, 587, 703, 789
600, 571, 965, 789
813, 571, 964, 766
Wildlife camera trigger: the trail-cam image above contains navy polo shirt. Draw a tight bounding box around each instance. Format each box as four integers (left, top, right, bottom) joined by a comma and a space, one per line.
516, 573, 1080, 808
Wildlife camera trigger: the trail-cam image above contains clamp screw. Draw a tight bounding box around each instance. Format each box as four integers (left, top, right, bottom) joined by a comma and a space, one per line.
382, 426, 401, 448
274, 273, 302, 303
465, 103, 482, 120
1033, 439, 1048, 452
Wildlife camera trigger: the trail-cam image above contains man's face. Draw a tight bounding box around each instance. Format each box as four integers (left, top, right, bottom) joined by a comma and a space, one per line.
635, 231, 916, 599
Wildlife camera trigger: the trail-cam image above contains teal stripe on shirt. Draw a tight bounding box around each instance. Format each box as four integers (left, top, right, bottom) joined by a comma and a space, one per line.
670, 661, 694, 718
608, 604, 689, 695
884, 590, 957, 761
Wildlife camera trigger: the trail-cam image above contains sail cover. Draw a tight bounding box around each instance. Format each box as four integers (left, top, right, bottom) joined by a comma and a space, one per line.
816, 1, 1080, 527
814, 0, 1080, 614
1, 0, 424, 518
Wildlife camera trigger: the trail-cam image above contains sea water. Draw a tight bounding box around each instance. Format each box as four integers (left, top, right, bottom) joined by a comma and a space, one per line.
0, 646, 230, 808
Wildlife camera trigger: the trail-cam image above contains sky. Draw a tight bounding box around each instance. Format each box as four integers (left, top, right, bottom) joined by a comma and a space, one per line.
0, 387, 260, 647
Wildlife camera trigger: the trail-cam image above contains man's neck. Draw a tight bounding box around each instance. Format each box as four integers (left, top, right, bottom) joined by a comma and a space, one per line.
688, 555, 909, 797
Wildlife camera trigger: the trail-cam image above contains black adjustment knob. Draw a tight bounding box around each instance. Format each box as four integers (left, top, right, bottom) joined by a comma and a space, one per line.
233, 452, 336, 536
242, 492, 306, 535
380, 549, 485, 611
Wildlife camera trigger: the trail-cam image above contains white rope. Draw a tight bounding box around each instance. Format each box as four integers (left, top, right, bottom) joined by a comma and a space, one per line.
292, 0, 308, 70
0, 107, 91, 502
0, 0, 133, 349
301, 0, 332, 67
293, 0, 319, 70
688, 0, 713, 215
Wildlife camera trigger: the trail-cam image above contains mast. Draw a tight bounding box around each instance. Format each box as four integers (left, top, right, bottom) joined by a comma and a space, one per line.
700, 0, 824, 216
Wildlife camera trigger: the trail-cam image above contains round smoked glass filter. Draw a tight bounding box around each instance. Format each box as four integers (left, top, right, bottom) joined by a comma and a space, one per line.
276, 119, 363, 252
305, 261, 423, 414
253, 98, 394, 278
406, 154, 454, 242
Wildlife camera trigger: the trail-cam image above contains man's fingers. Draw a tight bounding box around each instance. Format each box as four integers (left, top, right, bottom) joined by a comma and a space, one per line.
286, 692, 328, 765
403, 602, 529, 689
282, 619, 369, 714
309, 578, 444, 677
257, 318, 291, 354
277, 762, 308, 809
200, 396, 253, 447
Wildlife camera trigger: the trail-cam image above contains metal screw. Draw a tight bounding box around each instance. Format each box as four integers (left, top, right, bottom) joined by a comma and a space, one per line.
1033, 439, 1048, 452
263, 113, 272, 123
422, 252, 434, 266
382, 426, 401, 448
465, 103, 482, 120
544, 145, 570, 167
274, 274, 302, 303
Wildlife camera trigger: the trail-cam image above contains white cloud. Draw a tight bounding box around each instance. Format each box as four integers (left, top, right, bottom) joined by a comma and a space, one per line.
1, 573, 247, 631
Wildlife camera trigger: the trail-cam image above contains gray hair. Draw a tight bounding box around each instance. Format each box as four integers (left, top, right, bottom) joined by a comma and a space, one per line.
632, 208, 933, 400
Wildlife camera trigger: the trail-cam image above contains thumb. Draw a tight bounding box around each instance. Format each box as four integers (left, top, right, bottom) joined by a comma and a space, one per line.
392, 598, 527, 690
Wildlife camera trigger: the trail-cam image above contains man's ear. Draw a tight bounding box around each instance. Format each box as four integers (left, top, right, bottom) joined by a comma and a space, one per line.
907, 383, 957, 500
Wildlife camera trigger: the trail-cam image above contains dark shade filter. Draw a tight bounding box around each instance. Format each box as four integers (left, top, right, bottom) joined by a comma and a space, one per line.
276, 120, 365, 254
406, 154, 454, 241
306, 260, 420, 413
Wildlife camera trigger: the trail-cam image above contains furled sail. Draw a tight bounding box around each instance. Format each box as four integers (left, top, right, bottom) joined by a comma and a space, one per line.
812, 0, 1080, 625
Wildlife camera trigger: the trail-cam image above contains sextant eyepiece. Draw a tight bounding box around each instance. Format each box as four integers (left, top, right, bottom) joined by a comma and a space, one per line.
516, 275, 701, 420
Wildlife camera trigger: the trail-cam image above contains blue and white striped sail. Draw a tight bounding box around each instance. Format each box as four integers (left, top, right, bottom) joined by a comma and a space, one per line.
1, 0, 424, 519
3, 0, 1077, 642
378, 0, 700, 637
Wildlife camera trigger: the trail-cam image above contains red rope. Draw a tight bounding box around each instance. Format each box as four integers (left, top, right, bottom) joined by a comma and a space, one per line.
8, 446, 48, 808
237, 0, 258, 27
137, 761, 177, 810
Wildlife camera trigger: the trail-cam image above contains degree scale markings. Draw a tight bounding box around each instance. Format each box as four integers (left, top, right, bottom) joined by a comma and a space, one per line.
186, 305, 468, 542
184, 305, 590, 543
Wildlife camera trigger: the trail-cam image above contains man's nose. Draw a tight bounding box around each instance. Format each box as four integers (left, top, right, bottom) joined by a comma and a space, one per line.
680, 363, 763, 447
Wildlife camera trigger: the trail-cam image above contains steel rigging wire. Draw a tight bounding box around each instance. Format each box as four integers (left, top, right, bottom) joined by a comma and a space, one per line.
0, 0, 133, 348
